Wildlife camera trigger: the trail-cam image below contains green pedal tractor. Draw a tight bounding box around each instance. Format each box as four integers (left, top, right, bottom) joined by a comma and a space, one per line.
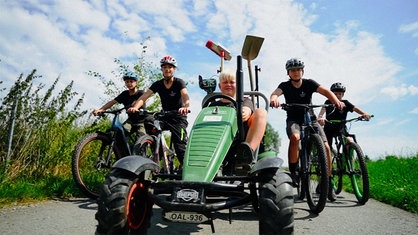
95, 36, 294, 235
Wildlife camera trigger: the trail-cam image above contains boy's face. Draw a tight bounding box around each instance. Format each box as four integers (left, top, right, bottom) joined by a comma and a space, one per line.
218, 75, 236, 98
288, 68, 303, 81
161, 64, 176, 79
124, 79, 137, 90
333, 91, 345, 100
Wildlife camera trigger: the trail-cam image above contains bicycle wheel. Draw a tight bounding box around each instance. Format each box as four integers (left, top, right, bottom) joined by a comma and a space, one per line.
331, 149, 343, 194
346, 142, 369, 204
71, 132, 122, 199
296, 155, 306, 200
305, 133, 328, 214
133, 134, 155, 159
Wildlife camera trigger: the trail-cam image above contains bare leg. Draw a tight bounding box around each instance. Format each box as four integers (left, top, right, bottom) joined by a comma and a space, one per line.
245, 109, 267, 151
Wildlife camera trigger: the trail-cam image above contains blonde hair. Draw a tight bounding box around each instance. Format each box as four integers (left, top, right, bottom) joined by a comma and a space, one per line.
219, 69, 235, 83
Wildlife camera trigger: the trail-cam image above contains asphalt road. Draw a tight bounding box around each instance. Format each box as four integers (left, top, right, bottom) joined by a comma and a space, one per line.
0, 190, 417, 235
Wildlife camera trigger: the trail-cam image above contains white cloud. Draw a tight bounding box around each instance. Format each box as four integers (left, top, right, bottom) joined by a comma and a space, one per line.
399, 21, 418, 35
410, 108, 418, 114
381, 84, 418, 100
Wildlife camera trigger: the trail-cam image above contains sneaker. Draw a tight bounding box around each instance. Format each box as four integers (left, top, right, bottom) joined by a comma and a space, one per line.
328, 178, 337, 202
236, 142, 254, 164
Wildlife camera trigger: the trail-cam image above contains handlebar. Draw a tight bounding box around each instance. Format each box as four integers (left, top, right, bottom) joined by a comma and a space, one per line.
96, 107, 125, 117
280, 103, 334, 111
327, 115, 374, 124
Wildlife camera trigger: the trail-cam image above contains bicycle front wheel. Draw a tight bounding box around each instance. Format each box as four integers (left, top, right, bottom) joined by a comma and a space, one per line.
71, 132, 122, 199
133, 134, 155, 159
346, 142, 369, 204
305, 133, 328, 214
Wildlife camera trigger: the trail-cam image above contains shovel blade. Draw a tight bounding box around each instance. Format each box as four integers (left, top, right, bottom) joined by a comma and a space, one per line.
241, 35, 264, 60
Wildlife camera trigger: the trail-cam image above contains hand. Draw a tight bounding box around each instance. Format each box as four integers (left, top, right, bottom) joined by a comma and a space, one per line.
269, 99, 280, 108
92, 109, 103, 116
336, 101, 345, 110
127, 107, 139, 113
178, 107, 190, 115
362, 113, 371, 121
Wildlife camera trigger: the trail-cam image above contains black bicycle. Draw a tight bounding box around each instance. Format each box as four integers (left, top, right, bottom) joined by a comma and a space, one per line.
71, 107, 146, 199
328, 115, 373, 205
281, 103, 331, 214
134, 110, 183, 175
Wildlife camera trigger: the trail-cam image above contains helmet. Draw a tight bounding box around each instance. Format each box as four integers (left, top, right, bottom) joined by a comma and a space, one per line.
285, 58, 305, 70
160, 55, 177, 67
123, 71, 138, 81
330, 82, 346, 92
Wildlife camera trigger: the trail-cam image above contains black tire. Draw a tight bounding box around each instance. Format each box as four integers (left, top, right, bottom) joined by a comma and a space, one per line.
259, 168, 294, 235
305, 134, 328, 214
347, 142, 369, 204
71, 132, 122, 199
96, 169, 153, 235
296, 155, 305, 200
331, 149, 343, 194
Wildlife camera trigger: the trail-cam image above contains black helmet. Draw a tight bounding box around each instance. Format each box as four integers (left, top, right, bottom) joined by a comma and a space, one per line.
285, 58, 305, 70
330, 82, 346, 92
123, 71, 138, 81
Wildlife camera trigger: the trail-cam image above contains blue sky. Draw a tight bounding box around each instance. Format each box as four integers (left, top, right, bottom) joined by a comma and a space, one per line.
1, 0, 417, 165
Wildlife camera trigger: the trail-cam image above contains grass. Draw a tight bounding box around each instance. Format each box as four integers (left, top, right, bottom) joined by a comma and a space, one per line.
1, 155, 417, 214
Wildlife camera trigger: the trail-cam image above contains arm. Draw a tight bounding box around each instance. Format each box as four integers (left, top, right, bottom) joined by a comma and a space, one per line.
242, 106, 252, 122
317, 85, 344, 110
92, 99, 117, 116
353, 106, 371, 120
127, 89, 153, 113
269, 87, 283, 108
178, 88, 190, 115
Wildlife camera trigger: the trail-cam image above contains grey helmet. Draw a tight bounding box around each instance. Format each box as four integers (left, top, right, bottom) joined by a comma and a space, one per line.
330, 82, 346, 92
285, 58, 305, 70
123, 71, 138, 81
160, 55, 177, 67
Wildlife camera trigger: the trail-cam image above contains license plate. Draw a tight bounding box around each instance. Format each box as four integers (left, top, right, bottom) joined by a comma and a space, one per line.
164, 211, 209, 223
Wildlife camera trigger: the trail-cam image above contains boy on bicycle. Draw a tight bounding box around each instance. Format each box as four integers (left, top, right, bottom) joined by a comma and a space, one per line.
269, 58, 344, 201
317, 82, 371, 146
128, 56, 190, 169
92, 71, 149, 135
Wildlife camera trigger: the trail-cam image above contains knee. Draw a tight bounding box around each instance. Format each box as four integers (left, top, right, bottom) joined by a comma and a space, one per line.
290, 133, 300, 143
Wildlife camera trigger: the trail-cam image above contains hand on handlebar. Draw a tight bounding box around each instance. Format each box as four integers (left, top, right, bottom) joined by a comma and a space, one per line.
269, 99, 280, 108
127, 107, 139, 113
92, 109, 103, 116
178, 107, 191, 116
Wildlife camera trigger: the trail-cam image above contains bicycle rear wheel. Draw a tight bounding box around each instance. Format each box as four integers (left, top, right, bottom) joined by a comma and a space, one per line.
71, 132, 122, 199
347, 142, 369, 204
133, 134, 155, 159
331, 149, 343, 194
305, 133, 328, 214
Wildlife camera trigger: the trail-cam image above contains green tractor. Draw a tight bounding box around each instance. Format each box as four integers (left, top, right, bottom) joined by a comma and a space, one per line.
95, 36, 294, 235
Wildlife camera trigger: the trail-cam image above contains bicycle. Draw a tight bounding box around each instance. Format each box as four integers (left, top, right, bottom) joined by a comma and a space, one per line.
134, 110, 184, 175
71, 107, 147, 199
281, 103, 331, 214
328, 115, 373, 205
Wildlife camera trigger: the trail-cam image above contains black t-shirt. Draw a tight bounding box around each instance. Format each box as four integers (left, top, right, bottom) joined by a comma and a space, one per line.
278, 78, 320, 122
115, 89, 145, 122
324, 99, 355, 133
150, 77, 186, 111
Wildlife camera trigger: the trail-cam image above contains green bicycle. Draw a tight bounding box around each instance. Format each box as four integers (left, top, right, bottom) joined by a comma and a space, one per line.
328, 115, 373, 204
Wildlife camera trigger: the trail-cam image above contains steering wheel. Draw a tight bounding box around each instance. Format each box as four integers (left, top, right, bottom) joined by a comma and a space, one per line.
202, 94, 237, 108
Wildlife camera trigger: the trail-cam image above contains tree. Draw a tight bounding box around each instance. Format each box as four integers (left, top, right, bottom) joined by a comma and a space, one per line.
263, 122, 281, 154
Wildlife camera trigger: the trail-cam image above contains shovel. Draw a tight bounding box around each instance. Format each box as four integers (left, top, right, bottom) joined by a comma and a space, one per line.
241, 35, 264, 102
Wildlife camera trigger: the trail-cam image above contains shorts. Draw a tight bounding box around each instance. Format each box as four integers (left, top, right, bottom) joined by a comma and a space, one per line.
286, 120, 328, 143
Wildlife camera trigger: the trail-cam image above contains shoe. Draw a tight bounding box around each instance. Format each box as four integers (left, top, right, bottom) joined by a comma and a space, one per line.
328, 178, 337, 202
237, 142, 254, 164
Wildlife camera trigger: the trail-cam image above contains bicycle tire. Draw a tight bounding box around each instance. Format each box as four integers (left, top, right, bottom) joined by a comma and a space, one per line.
305, 133, 328, 214
133, 134, 155, 159
347, 142, 370, 204
297, 155, 306, 200
331, 149, 343, 194
71, 132, 122, 199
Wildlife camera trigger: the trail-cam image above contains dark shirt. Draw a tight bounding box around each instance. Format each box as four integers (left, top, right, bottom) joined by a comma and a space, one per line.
150, 77, 187, 111
115, 89, 145, 122
324, 99, 355, 134
278, 78, 320, 123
